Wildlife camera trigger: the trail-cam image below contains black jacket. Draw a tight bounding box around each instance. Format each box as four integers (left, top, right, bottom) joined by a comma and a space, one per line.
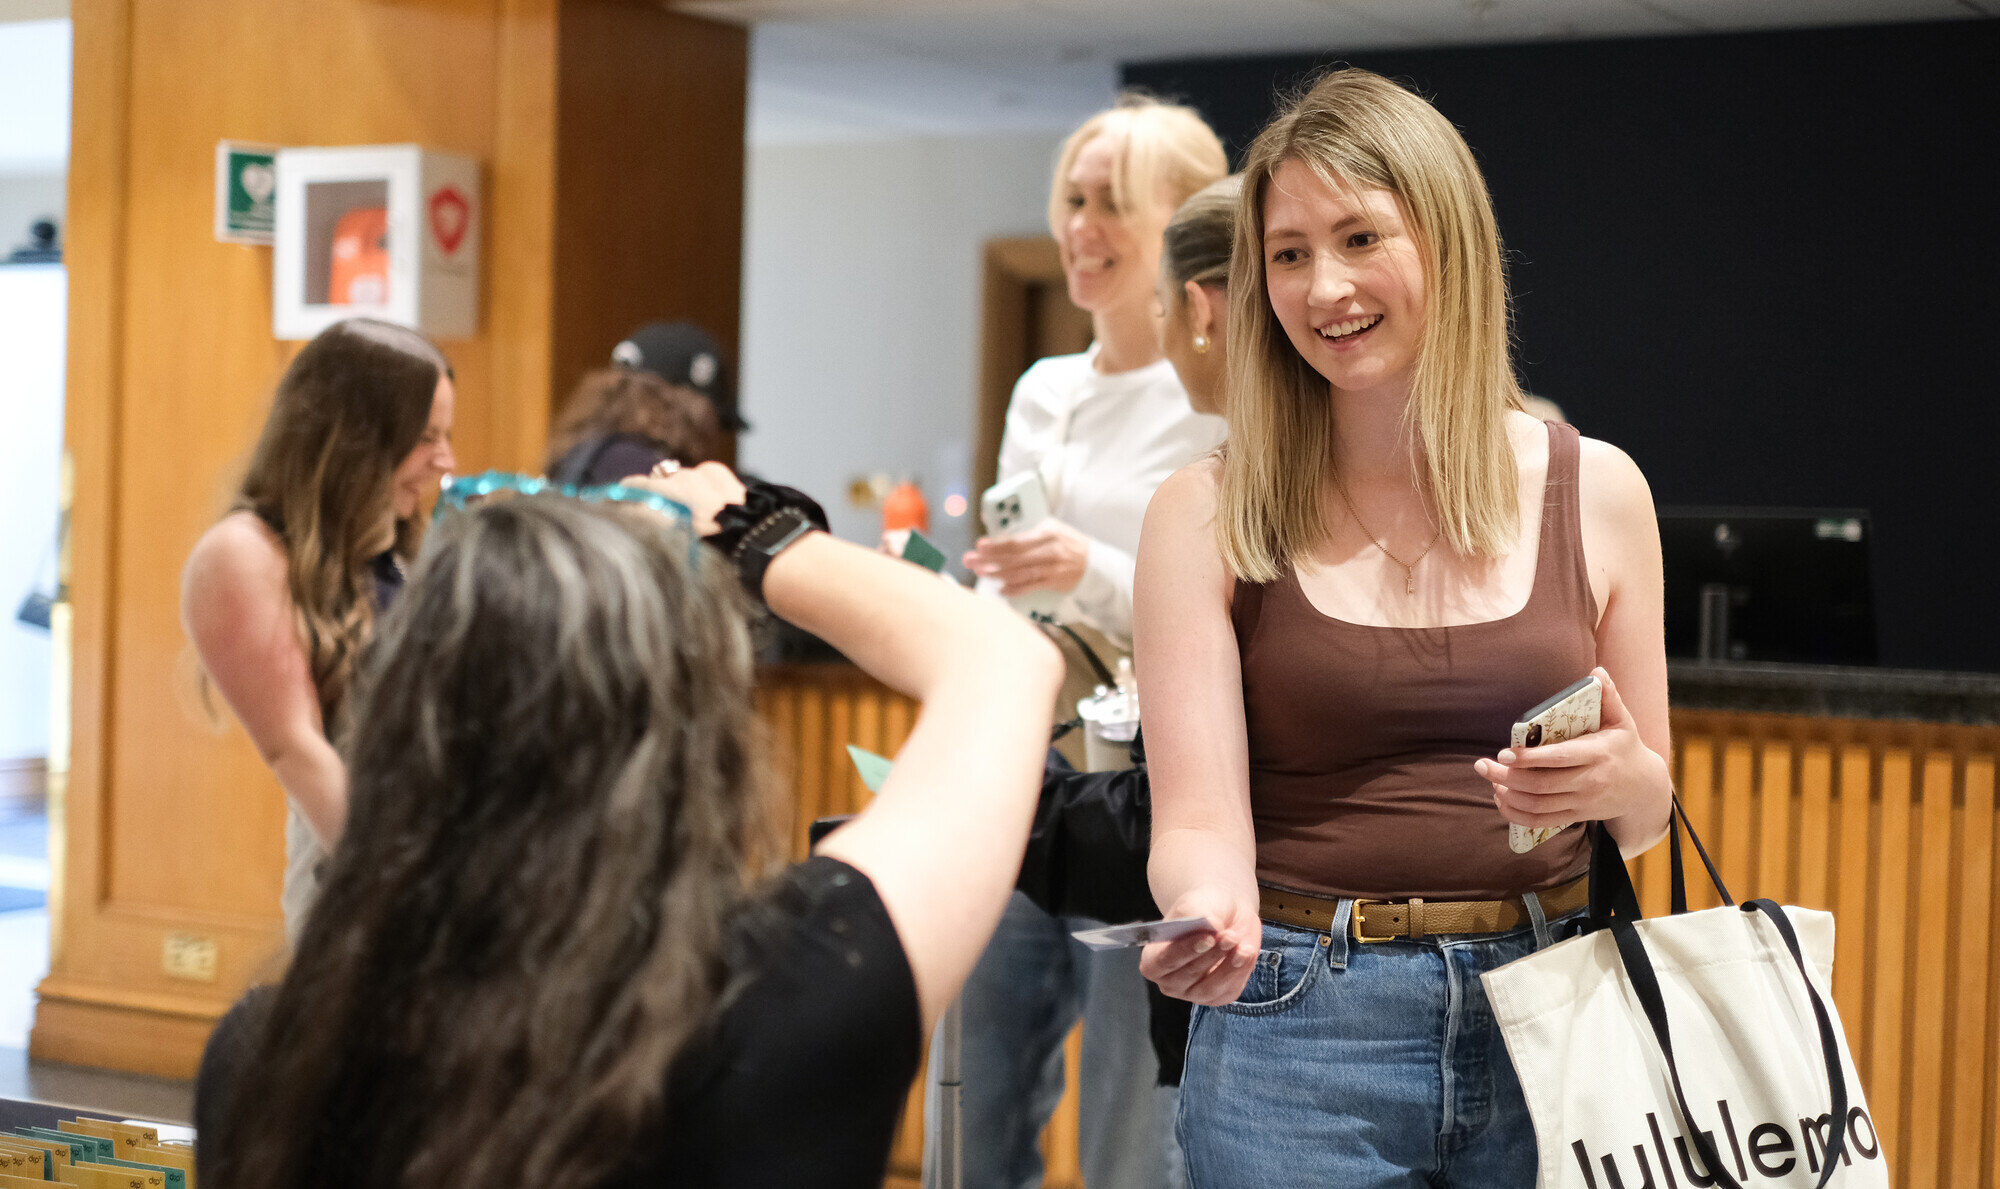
1014, 734, 1191, 1087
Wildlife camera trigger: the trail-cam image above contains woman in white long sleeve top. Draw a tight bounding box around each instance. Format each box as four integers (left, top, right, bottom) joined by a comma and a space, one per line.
935, 95, 1226, 1189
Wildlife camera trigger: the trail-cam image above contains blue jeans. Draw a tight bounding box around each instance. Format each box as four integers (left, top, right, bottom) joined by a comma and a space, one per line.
1177, 894, 1572, 1189
926, 891, 1183, 1189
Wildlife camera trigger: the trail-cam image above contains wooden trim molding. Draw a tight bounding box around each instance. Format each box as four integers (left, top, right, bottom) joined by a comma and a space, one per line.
975, 237, 1065, 502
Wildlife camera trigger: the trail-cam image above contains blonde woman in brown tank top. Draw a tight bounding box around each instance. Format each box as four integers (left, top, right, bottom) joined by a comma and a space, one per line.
1131, 70, 1673, 1188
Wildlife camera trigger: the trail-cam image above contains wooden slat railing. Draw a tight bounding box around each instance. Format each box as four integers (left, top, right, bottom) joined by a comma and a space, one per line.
759, 667, 2000, 1189
1649, 710, 2000, 1189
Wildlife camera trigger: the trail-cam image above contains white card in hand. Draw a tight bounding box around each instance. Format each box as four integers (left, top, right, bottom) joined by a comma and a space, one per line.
1069, 916, 1212, 951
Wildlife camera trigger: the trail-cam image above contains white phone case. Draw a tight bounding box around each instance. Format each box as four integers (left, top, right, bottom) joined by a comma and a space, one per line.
979, 471, 1063, 617
1506, 675, 1602, 853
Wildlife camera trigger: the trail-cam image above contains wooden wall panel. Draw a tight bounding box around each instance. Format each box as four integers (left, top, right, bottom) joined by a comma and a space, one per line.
1955, 759, 1995, 1188
550, 3, 746, 462
40, 0, 745, 1078
1663, 710, 2000, 1189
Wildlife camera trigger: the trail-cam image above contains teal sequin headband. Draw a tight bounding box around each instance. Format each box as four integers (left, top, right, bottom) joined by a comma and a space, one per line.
434, 472, 697, 551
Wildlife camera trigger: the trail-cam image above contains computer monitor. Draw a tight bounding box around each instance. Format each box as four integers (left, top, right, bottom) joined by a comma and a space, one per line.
1657, 507, 1878, 666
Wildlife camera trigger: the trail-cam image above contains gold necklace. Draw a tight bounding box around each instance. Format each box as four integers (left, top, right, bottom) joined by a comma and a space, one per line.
1332, 474, 1441, 596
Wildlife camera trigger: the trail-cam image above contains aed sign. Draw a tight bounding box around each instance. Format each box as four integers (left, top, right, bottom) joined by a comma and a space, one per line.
214, 141, 279, 245
271, 143, 481, 341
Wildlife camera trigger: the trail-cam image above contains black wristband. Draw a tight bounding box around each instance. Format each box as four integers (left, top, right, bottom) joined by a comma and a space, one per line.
731, 508, 819, 603
702, 481, 829, 559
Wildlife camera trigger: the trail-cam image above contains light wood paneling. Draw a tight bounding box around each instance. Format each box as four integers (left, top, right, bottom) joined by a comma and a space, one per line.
1663, 710, 2000, 1189
41, 0, 744, 1077
1954, 759, 1996, 1188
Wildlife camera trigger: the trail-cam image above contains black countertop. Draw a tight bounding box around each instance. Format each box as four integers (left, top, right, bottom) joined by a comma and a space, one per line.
1668, 660, 2000, 725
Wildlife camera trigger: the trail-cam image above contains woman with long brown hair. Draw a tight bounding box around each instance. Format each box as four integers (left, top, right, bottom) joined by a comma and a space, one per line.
197, 463, 1062, 1189
182, 317, 456, 938
1135, 70, 1671, 1185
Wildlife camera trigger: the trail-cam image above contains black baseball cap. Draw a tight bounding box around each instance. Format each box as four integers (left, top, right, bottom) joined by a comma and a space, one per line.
610, 321, 748, 431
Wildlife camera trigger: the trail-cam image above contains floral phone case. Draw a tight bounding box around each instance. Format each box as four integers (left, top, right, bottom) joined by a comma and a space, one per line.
1507, 675, 1602, 853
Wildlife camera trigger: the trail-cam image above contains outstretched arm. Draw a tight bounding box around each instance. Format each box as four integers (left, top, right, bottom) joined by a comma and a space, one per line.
1133, 462, 1263, 1005
630, 464, 1064, 1033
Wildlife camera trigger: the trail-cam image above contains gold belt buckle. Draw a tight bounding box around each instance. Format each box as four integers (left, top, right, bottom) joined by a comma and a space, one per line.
1350, 898, 1395, 943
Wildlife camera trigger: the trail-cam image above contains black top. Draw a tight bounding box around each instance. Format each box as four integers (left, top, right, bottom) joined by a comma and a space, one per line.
1023, 739, 1191, 1087
548, 433, 673, 488
369, 549, 404, 611
613, 855, 921, 1188
196, 858, 919, 1189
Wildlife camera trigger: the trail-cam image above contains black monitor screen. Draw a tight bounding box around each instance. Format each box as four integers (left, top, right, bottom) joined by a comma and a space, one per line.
1658, 508, 1878, 666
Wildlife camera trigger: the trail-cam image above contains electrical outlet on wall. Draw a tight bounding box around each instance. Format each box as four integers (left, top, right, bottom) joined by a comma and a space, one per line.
162, 933, 218, 982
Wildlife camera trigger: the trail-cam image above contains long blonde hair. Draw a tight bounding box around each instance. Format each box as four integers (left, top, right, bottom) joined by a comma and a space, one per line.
1217, 69, 1524, 582
1046, 93, 1228, 239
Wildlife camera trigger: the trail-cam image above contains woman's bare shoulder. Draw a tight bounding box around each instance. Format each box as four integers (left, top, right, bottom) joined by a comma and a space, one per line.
184, 512, 288, 610
1576, 434, 1655, 521
1155, 453, 1223, 506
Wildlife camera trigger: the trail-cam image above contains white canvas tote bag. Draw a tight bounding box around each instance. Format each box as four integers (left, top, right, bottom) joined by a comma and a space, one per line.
1483, 807, 1888, 1189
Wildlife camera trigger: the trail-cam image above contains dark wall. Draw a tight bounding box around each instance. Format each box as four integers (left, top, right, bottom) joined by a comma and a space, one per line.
1127, 19, 2000, 673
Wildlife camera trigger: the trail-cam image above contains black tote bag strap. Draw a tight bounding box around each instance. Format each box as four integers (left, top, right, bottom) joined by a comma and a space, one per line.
1742, 898, 1852, 1185
1586, 821, 1645, 926
1670, 795, 1734, 909
1607, 903, 1852, 1189
1603, 795, 1732, 922
1031, 613, 1118, 689
1591, 802, 1848, 1186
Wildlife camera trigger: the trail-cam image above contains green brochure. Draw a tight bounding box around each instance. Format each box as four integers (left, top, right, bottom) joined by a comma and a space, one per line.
845, 744, 893, 794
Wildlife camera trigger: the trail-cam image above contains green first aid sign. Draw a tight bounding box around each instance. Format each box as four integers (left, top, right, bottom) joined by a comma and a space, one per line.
214, 141, 278, 244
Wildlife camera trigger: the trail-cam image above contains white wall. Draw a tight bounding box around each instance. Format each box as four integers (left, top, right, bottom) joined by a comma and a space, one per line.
0, 17, 66, 763
0, 19, 68, 176
0, 264, 64, 762
736, 131, 1070, 570
0, 173, 63, 253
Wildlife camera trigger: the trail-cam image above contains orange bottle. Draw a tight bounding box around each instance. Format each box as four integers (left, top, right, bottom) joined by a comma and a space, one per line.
882, 480, 929, 534
329, 206, 390, 305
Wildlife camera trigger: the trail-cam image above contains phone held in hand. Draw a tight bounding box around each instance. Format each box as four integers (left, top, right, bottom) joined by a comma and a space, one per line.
1506, 674, 1602, 853
978, 472, 1062, 617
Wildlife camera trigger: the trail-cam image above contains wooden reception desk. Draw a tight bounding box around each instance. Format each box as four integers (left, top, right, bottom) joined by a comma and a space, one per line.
757, 660, 2000, 1189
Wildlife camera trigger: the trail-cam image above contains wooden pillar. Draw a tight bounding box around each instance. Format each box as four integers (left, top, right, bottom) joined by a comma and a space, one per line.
34, 0, 746, 1078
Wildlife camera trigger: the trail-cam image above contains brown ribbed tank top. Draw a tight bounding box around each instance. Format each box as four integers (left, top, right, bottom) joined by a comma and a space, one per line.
1231, 419, 1597, 901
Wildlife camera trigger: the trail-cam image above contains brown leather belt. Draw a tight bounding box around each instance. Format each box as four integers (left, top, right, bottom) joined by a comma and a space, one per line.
1259, 874, 1590, 943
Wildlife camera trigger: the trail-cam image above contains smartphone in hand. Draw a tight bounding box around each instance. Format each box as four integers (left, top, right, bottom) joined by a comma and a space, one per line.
977, 472, 1062, 617
1506, 674, 1602, 853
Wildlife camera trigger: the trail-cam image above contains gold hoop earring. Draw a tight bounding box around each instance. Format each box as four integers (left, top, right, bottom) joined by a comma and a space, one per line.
1192, 335, 1210, 355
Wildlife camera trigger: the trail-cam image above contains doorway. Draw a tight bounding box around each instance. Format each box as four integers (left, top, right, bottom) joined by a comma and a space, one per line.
973, 236, 1093, 501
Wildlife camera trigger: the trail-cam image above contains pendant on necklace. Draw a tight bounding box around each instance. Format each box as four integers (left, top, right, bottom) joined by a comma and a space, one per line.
1404, 569, 1416, 596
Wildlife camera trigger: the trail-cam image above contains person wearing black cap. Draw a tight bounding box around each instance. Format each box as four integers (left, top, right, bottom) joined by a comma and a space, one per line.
545, 321, 747, 487
613, 320, 749, 432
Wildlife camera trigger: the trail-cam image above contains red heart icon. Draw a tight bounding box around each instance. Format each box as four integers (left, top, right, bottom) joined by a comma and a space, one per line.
429, 185, 470, 255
